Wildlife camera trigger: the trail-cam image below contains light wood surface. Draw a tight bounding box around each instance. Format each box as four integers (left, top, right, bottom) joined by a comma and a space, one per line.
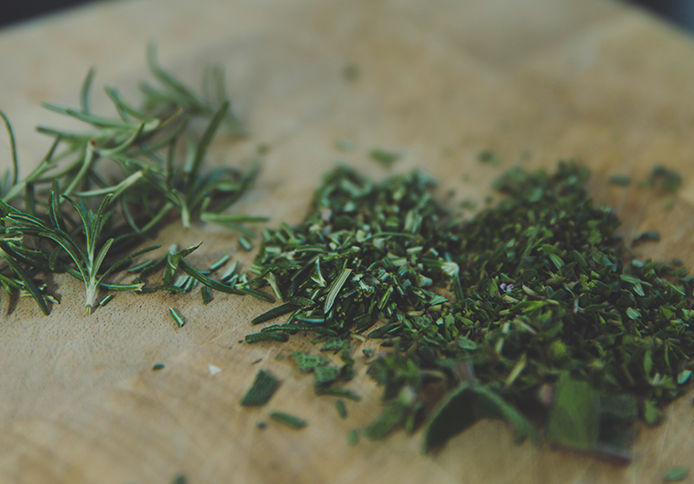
2, 1, 694, 482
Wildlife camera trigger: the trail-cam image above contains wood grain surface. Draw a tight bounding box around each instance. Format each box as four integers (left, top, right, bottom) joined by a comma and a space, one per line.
2, 0, 694, 482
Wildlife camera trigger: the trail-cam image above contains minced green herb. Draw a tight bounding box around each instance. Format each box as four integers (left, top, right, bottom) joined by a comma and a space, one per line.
240, 369, 280, 406
369, 148, 400, 168
248, 161, 694, 457
336, 400, 348, 418
270, 411, 307, 429
663, 466, 689, 482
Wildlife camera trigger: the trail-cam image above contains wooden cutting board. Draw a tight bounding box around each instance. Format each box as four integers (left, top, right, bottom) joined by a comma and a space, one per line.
2, 0, 694, 482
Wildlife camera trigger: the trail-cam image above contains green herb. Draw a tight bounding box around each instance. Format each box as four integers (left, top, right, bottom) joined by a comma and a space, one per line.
270, 411, 307, 429
152, 363, 165, 371
477, 150, 500, 166
347, 429, 359, 445
546, 373, 601, 451
336, 400, 348, 418
0, 48, 264, 314
244, 332, 289, 343
251, 302, 297, 325
649, 165, 682, 193
171, 474, 188, 484
249, 161, 694, 457
663, 466, 689, 482
239, 236, 253, 251
168, 307, 185, 327
240, 369, 280, 406
256, 421, 267, 429
292, 351, 329, 372
201, 285, 213, 304
608, 174, 631, 186
368, 148, 400, 168
632, 231, 660, 245
99, 294, 114, 307
209, 255, 230, 272
423, 383, 538, 452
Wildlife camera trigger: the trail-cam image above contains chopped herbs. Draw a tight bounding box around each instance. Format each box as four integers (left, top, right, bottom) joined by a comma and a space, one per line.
249, 161, 694, 457
152, 363, 165, 371
240, 369, 280, 406
347, 429, 359, 445
270, 411, 307, 429
368, 148, 400, 168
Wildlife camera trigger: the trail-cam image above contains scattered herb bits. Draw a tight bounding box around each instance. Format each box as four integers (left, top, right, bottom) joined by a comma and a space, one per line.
241, 370, 280, 406
249, 161, 694, 458
269, 411, 307, 429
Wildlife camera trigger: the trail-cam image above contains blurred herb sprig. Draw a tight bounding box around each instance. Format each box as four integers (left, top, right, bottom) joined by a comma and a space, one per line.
1, 46, 267, 313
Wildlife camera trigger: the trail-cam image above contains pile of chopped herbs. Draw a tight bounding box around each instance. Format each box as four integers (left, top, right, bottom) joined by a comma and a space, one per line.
247, 161, 694, 457
0, 47, 269, 314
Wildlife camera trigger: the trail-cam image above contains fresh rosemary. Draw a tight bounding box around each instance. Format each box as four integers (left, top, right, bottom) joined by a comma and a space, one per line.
1, 47, 267, 313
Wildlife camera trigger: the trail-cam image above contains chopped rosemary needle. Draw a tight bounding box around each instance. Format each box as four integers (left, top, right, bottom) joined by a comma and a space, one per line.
269, 411, 307, 429
336, 400, 348, 419
240, 369, 280, 406
168, 307, 186, 327
239, 236, 253, 251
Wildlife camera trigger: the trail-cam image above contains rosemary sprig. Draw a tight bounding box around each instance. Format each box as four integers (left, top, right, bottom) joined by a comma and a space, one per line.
0, 48, 266, 314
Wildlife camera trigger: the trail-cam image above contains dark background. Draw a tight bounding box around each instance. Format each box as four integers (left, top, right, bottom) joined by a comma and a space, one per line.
0, 0, 693, 32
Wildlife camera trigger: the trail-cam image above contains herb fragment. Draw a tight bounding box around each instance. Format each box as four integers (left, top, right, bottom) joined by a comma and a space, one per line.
171, 474, 188, 484
168, 307, 186, 327
240, 370, 280, 406
152, 363, 165, 371
608, 174, 631, 186
269, 411, 307, 429
336, 400, 348, 418
369, 148, 400, 168
649, 165, 682, 193
632, 231, 661, 245
477, 150, 501, 166
663, 466, 689, 482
